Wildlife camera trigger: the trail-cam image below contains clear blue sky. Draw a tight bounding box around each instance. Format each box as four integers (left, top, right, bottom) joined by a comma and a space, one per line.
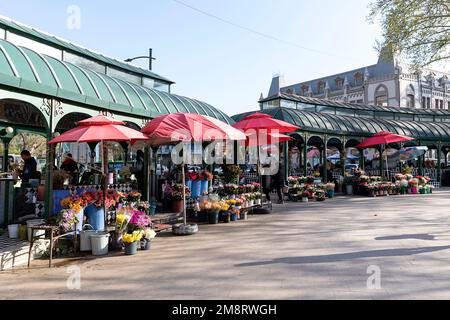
0, 0, 382, 116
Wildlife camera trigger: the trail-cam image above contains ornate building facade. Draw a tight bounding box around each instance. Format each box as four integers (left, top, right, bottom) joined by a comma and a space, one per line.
266, 50, 450, 110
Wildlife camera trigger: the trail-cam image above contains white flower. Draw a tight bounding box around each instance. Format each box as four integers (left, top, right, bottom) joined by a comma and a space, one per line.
143, 228, 157, 240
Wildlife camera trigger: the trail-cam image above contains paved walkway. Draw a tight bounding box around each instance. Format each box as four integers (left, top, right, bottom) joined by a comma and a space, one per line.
2, 190, 450, 300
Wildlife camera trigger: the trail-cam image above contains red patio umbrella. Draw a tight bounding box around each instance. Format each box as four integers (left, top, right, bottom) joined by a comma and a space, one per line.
141, 113, 245, 231
356, 131, 414, 149
232, 112, 300, 133
49, 115, 149, 231
357, 131, 414, 178
233, 112, 300, 197
141, 112, 245, 146
246, 131, 292, 147
49, 115, 149, 144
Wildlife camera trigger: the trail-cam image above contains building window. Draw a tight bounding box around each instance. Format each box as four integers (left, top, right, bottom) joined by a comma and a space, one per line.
440, 100, 444, 109
375, 95, 388, 106
354, 72, 363, 86
317, 81, 325, 94
301, 85, 309, 96
406, 94, 415, 108
422, 97, 426, 108
335, 77, 344, 89
374, 85, 388, 106
427, 97, 431, 109
448, 101, 450, 110
435, 99, 440, 109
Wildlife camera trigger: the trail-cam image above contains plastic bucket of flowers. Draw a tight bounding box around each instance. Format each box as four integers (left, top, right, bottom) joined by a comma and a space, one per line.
221, 211, 231, 223
123, 231, 142, 255
208, 209, 220, 224
230, 207, 240, 221
141, 228, 157, 251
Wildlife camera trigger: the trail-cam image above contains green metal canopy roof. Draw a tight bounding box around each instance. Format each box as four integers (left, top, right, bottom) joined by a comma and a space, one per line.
0, 38, 233, 124
0, 16, 174, 84
232, 107, 450, 142
261, 93, 450, 117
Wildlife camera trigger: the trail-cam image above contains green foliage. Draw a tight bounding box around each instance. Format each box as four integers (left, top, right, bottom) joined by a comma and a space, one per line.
9, 133, 47, 158
369, 0, 449, 68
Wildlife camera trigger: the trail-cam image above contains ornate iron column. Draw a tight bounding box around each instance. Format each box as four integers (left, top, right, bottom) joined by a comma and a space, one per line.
41, 98, 63, 218
303, 135, 308, 177
437, 142, 442, 184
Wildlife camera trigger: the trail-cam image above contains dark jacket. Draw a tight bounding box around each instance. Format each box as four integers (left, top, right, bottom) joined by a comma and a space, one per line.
61, 159, 78, 173
272, 163, 286, 188
22, 157, 37, 182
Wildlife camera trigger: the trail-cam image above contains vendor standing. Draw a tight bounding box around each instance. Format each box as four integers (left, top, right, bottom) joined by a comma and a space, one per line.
19, 150, 38, 184
133, 150, 145, 192
60, 153, 78, 184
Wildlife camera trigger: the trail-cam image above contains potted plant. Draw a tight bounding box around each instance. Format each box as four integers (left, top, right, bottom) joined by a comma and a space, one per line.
208, 201, 221, 224
141, 228, 157, 250
301, 191, 309, 202
409, 178, 419, 194
315, 190, 326, 202
344, 175, 354, 195
400, 179, 408, 195
171, 184, 188, 213
123, 231, 143, 255
325, 183, 335, 198
230, 207, 240, 221
224, 165, 242, 184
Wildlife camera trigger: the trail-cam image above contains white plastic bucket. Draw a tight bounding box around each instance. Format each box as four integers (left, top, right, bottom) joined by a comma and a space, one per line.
27, 219, 45, 241
90, 232, 110, 256
80, 225, 97, 252
8, 224, 19, 239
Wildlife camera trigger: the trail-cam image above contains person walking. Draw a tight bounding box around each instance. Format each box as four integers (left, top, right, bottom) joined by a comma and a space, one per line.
272, 161, 285, 204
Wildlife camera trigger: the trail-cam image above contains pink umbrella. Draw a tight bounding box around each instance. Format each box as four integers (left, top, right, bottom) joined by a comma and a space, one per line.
49, 115, 149, 230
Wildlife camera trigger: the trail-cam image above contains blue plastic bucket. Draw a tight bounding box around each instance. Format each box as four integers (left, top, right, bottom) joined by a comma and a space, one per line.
84, 205, 105, 231
186, 180, 192, 191
201, 180, 209, 195
75, 208, 84, 232
191, 180, 201, 198
52, 190, 71, 216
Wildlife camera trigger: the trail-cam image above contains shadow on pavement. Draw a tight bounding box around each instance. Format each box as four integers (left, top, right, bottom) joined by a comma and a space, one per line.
375, 234, 435, 241
235, 245, 450, 267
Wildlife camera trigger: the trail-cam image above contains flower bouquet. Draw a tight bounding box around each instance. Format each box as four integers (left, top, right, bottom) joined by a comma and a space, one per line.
141, 228, 157, 250
301, 191, 310, 202
122, 231, 143, 255
409, 178, 419, 194
325, 183, 335, 198
127, 191, 142, 203
315, 190, 326, 202
56, 209, 80, 233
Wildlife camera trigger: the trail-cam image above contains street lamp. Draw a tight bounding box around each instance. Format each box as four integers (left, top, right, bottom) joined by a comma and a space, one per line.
125, 48, 156, 71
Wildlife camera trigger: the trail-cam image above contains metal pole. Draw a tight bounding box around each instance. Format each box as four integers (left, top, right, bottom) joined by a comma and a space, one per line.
303, 141, 308, 177
44, 100, 55, 218
102, 141, 108, 232
2, 139, 9, 173
182, 164, 186, 225
149, 48, 152, 71
437, 144, 442, 184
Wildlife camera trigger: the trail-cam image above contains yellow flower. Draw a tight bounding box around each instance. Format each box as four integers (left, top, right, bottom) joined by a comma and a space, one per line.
116, 214, 128, 225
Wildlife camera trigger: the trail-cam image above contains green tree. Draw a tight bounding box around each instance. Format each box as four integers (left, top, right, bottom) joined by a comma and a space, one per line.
369, 0, 449, 68
9, 133, 47, 158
